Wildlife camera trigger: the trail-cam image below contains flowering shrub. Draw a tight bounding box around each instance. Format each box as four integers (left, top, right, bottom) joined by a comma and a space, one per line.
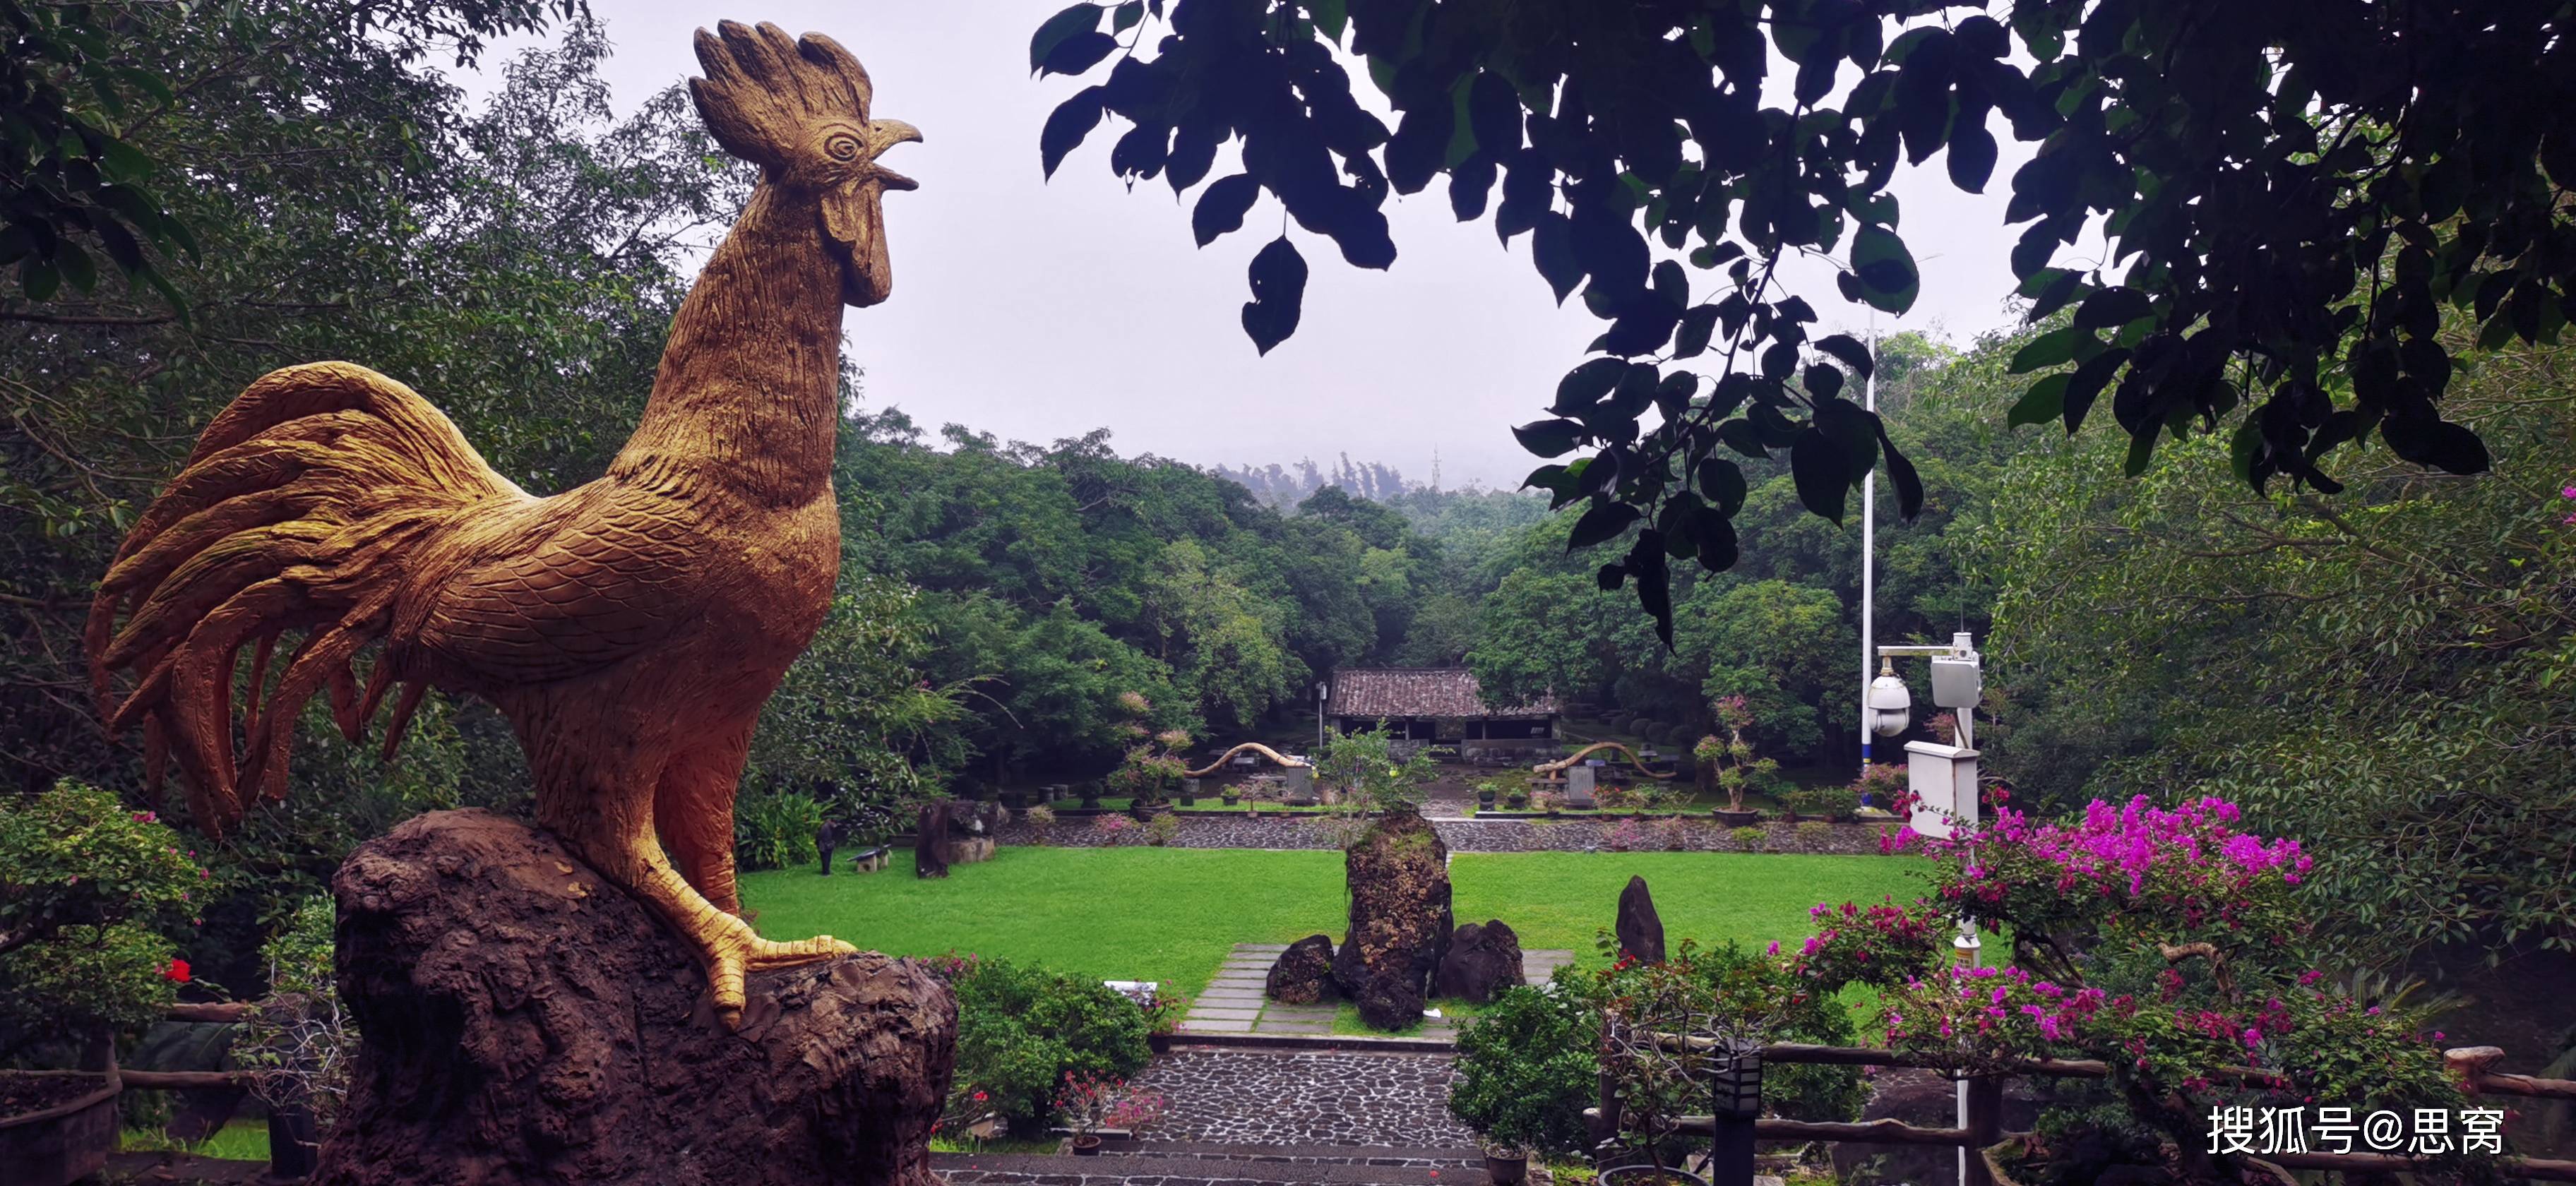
950, 957, 1153, 1130
0, 781, 206, 1054
1875, 794, 2477, 1179
1894, 794, 2313, 949
1649, 817, 1693, 851
1092, 814, 1138, 844
1850, 762, 1906, 808
1054, 1071, 1168, 1134
1788, 899, 1948, 990
1602, 819, 1646, 851
1142, 813, 1180, 846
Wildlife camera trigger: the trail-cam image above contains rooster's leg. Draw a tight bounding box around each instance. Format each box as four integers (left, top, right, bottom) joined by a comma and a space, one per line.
656, 725, 752, 916
542, 761, 850, 1029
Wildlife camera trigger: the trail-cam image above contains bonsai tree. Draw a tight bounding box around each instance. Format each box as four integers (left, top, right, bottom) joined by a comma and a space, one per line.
1695, 695, 1777, 814
0, 781, 205, 1065
1105, 693, 1189, 808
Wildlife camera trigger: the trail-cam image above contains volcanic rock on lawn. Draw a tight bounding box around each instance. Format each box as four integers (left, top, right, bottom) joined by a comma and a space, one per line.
1615, 875, 1665, 964
1266, 934, 1339, 1004
1332, 808, 1454, 1029
316, 809, 956, 1186
1436, 920, 1526, 1003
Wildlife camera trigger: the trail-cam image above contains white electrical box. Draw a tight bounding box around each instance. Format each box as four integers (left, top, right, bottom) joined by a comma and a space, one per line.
1929, 656, 1982, 709
1903, 741, 1980, 838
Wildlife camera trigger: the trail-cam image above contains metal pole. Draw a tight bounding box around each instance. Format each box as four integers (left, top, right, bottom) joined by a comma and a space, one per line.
1859, 332, 1877, 777
1950, 630, 1980, 1186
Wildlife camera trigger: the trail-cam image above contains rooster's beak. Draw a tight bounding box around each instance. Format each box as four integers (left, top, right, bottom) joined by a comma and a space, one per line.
869, 120, 923, 191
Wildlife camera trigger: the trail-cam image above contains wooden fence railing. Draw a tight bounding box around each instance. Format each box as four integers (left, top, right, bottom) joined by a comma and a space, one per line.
1588, 1038, 2576, 1185
123, 1002, 314, 1177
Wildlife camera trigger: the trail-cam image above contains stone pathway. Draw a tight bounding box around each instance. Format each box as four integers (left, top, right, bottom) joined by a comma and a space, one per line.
1132, 1050, 1478, 1146
1180, 943, 1576, 1040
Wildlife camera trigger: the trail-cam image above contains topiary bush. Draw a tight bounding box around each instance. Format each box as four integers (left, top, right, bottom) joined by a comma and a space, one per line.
944, 956, 1153, 1132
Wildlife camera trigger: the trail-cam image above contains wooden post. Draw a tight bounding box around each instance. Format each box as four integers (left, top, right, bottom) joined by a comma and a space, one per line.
1960, 1074, 2003, 1186
269, 1100, 320, 1178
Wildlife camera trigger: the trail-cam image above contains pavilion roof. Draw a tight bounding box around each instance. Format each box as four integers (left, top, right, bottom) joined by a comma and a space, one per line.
1325, 668, 1556, 720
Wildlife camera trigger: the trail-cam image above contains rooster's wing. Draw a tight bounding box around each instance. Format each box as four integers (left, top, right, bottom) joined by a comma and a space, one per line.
405, 479, 709, 687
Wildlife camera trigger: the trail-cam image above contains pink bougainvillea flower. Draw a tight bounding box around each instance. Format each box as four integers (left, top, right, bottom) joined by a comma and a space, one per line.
165, 958, 191, 983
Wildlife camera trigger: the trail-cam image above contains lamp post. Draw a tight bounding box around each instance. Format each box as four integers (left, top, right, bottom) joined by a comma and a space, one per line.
1316, 681, 1328, 756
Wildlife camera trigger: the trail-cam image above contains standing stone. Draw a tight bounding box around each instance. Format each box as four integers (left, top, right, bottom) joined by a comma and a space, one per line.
1436, 920, 1527, 1003
1566, 765, 1597, 808
1265, 935, 1339, 1005
1284, 766, 1318, 805
1615, 875, 1665, 964
914, 802, 952, 879
317, 810, 955, 1186
1332, 808, 1453, 1029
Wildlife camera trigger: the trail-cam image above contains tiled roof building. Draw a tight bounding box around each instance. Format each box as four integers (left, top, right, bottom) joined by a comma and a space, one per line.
1325, 669, 1556, 751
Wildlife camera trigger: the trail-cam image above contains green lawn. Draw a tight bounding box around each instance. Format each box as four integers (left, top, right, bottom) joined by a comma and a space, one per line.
123, 1118, 268, 1161
740, 848, 1924, 1002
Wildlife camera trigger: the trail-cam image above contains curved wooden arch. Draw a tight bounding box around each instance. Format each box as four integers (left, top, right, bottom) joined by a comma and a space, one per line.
1532, 741, 1677, 779
1183, 741, 1313, 778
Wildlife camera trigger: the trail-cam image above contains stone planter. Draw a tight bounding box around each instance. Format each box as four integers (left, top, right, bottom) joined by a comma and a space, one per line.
1070, 1134, 1103, 1156
0, 1068, 121, 1186
1482, 1146, 1528, 1185
1710, 808, 1762, 828
1477, 791, 1497, 809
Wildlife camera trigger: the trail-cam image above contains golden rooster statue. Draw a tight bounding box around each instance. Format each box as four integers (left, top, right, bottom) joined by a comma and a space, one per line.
84, 21, 919, 1029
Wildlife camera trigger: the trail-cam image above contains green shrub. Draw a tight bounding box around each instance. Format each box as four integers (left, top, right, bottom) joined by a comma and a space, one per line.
734, 791, 826, 870
0, 781, 203, 1055
1143, 813, 1181, 846
1779, 786, 1849, 821
1795, 820, 1833, 846
948, 957, 1152, 1130
1730, 825, 1766, 851
1454, 949, 1867, 1156
1450, 978, 1599, 1156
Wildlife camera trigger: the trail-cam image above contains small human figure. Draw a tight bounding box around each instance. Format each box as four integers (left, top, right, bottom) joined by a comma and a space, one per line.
816, 818, 847, 876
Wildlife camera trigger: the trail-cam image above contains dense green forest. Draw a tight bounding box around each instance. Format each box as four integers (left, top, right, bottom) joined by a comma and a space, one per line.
5, 11, 2569, 1002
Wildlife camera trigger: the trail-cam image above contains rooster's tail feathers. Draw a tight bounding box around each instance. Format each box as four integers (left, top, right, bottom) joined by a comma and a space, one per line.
85, 362, 523, 837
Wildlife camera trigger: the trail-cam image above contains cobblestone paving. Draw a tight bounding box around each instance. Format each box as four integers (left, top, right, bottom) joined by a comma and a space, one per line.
1132, 1050, 1478, 1147
994, 815, 1892, 855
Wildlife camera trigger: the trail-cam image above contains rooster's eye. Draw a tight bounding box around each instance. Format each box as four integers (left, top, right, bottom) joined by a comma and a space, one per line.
825, 133, 861, 162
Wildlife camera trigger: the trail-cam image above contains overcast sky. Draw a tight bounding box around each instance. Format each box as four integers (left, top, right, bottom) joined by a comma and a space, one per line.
455, 1, 2070, 491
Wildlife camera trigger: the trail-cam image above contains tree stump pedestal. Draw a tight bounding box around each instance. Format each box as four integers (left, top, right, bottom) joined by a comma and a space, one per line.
317, 810, 955, 1186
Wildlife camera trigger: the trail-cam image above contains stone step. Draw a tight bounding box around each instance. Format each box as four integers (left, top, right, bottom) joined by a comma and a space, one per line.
932, 1152, 1460, 1185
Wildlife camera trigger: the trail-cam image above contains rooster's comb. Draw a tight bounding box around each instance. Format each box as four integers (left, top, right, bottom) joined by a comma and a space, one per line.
688, 20, 876, 167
